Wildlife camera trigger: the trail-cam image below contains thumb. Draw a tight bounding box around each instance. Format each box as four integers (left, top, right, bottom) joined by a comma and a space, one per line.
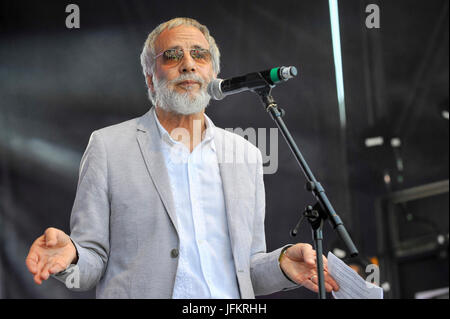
45, 227, 66, 247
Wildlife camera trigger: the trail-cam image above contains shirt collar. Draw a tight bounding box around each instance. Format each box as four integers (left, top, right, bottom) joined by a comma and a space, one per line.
151, 107, 215, 150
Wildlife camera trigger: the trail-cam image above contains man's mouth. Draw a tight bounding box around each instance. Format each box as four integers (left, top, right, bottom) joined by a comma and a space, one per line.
177, 80, 200, 87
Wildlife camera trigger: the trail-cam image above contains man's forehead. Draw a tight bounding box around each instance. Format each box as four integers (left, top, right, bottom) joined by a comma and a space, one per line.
155, 25, 209, 51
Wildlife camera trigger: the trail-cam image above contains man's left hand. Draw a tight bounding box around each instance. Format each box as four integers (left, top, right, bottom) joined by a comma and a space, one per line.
280, 243, 339, 293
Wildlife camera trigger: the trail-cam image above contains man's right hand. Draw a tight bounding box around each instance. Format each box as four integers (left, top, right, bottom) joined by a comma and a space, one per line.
25, 227, 78, 285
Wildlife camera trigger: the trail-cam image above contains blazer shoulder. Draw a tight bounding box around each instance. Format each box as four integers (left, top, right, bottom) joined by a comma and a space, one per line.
91, 113, 147, 145
95, 117, 138, 136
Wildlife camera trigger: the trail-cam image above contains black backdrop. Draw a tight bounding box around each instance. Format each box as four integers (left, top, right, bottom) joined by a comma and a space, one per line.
0, 0, 448, 299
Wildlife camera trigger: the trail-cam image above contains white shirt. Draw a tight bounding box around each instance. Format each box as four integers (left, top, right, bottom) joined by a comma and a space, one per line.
152, 108, 240, 299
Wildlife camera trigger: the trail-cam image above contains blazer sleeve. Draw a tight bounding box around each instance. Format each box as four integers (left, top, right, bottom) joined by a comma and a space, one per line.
249, 149, 299, 296
52, 130, 110, 291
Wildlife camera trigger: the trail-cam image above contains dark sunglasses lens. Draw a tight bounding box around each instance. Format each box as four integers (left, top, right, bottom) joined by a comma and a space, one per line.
162, 49, 184, 65
190, 49, 211, 63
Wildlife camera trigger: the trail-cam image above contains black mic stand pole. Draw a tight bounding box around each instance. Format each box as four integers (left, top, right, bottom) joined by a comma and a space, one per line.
252, 84, 358, 299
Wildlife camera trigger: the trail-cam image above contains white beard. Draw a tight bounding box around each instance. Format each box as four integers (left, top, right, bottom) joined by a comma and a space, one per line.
150, 73, 211, 115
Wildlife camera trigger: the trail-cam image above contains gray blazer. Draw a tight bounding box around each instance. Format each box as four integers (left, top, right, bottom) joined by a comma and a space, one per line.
54, 108, 298, 298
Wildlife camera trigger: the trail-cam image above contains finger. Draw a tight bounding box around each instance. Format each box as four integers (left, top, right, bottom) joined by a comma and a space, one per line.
325, 283, 333, 292
41, 256, 58, 280
325, 273, 340, 291
302, 278, 319, 293
49, 258, 69, 274
40, 262, 52, 281
34, 257, 47, 285
312, 255, 330, 274
26, 235, 46, 274
300, 244, 316, 265
25, 252, 39, 274
311, 275, 334, 292
313, 252, 329, 269
324, 265, 329, 272
313, 254, 326, 266
322, 256, 329, 270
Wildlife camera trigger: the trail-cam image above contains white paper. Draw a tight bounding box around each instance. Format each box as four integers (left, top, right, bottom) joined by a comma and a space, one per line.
327, 252, 383, 299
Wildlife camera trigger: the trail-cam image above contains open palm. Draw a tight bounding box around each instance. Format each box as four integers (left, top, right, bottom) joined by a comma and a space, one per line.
25, 228, 77, 284
280, 243, 339, 293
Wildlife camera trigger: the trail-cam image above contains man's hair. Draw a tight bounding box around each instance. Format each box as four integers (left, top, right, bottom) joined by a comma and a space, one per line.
140, 17, 221, 79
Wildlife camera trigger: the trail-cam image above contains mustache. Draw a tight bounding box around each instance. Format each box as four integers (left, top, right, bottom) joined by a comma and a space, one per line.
169, 74, 207, 87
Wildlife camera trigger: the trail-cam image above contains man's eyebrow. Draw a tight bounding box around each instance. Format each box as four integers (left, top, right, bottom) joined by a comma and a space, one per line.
166, 45, 182, 50
192, 45, 207, 50
166, 44, 207, 50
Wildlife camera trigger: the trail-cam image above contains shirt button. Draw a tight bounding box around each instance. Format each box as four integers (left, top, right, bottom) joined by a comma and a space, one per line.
170, 248, 179, 258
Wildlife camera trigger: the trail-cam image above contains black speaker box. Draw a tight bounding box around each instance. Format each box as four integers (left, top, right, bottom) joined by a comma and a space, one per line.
376, 180, 449, 299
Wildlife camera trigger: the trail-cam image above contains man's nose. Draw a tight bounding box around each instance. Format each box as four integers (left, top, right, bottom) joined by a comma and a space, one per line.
178, 51, 196, 73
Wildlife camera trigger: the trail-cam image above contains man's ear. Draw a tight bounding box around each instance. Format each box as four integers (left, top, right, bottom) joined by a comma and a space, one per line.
145, 74, 154, 92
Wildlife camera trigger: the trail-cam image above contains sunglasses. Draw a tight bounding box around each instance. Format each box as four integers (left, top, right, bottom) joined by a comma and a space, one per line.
154, 48, 212, 66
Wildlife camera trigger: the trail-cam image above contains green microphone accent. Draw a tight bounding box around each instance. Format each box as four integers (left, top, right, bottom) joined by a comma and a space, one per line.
270, 67, 281, 83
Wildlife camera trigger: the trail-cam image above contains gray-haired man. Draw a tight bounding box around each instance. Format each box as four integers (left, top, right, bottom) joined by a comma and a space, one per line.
26, 17, 339, 298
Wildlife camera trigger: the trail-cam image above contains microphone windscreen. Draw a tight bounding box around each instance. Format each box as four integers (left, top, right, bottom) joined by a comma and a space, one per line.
207, 79, 225, 100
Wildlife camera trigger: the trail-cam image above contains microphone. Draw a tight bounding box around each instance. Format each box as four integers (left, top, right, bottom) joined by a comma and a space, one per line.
207, 66, 298, 100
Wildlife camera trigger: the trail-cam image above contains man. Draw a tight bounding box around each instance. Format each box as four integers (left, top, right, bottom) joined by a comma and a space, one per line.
25, 17, 339, 298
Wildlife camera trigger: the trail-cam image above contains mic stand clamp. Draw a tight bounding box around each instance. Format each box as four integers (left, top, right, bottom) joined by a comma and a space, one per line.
252, 84, 286, 117
291, 203, 327, 299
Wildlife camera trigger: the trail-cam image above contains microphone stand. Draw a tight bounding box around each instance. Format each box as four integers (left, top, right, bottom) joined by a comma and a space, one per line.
252, 83, 358, 299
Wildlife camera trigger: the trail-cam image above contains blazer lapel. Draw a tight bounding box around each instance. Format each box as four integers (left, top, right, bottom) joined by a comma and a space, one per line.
136, 109, 179, 235
214, 128, 242, 270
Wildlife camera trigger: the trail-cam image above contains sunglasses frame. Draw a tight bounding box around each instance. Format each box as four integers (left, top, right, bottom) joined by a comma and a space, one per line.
154, 48, 211, 66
